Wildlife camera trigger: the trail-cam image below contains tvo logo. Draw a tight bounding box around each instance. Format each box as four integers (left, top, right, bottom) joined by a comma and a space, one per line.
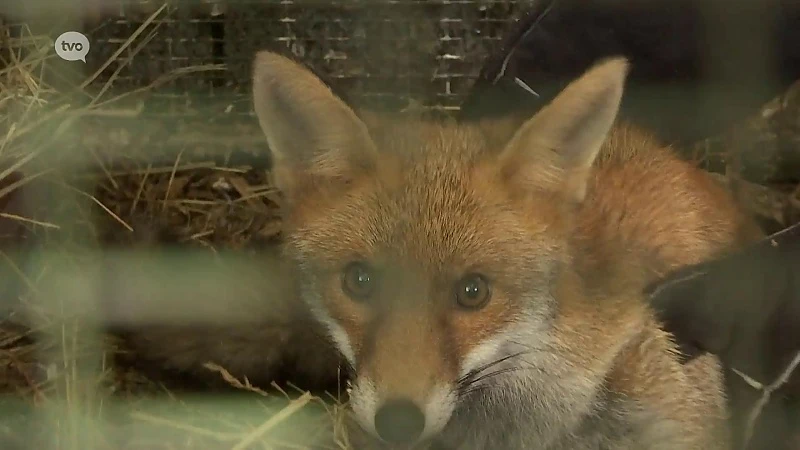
55, 31, 90, 62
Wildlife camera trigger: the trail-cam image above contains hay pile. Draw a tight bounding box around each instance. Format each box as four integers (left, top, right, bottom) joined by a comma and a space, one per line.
0, 20, 352, 450
0, 10, 799, 450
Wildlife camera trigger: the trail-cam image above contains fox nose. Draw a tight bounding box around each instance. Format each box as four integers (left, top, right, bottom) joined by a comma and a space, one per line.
374, 398, 426, 444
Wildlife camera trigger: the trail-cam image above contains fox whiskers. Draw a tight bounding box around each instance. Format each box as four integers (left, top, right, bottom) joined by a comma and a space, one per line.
456, 350, 534, 398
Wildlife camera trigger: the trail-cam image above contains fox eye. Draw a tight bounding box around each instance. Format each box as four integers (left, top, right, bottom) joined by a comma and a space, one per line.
342, 262, 376, 301
455, 274, 491, 309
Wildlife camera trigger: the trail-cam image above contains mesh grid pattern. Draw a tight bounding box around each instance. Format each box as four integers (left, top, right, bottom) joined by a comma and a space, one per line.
78, 0, 535, 118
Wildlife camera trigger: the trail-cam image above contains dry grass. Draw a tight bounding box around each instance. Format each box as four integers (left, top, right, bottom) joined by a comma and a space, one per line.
0, 10, 352, 450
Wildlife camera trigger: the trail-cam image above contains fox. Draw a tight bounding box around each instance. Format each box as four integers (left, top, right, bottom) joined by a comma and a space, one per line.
247, 51, 764, 449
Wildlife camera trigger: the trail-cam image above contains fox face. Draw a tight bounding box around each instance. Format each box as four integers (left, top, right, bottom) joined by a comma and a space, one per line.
252, 52, 629, 446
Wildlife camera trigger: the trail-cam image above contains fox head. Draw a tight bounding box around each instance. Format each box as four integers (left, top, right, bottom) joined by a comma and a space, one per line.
252, 51, 630, 446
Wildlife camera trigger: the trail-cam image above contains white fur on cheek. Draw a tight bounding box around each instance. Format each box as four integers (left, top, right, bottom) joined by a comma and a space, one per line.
350, 377, 379, 436
298, 280, 358, 367
312, 307, 357, 366
459, 335, 505, 379
459, 308, 554, 379
421, 384, 457, 440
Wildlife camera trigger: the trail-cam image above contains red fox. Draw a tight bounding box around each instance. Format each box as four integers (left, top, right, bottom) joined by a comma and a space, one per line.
251, 51, 762, 449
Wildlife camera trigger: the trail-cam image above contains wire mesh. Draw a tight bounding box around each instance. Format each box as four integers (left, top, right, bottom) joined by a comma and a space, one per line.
75, 0, 536, 118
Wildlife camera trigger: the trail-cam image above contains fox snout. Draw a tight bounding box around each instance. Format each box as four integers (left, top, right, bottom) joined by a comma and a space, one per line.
343, 303, 461, 446
353, 391, 442, 446
374, 398, 426, 444
349, 369, 457, 446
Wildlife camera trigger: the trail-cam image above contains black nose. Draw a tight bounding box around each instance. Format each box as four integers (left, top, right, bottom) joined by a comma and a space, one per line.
374, 398, 426, 444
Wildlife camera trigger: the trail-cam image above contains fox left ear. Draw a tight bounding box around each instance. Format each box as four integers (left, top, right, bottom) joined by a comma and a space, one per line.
498, 57, 629, 203
252, 51, 378, 202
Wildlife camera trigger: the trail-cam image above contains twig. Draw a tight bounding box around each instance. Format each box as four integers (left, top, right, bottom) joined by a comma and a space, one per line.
88, 27, 161, 108
203, 362, 270, 398
0, 212, 59, 229
79, 3, 169, 90
492, 0, 556, 84
742, 350, 800, 446
57, 182, 133, 232
73, 162, 219, 179
130, 411, 243, 441
731, 367, 764, 391
230, 392, 313, 450
513, 77, 539, 97
163, 148, 184, 213
129, 162, 151, 215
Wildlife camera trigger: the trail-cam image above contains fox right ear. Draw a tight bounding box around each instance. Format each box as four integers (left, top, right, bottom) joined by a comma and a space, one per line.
498, 57, 628, 203
252, 51, 378, 200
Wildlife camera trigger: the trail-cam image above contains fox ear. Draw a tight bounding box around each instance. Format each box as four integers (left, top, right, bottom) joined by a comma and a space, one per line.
252, 51, 377, 200
499, 57, 629, 203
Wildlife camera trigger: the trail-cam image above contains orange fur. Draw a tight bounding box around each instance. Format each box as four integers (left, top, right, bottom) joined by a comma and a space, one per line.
249, 52, 764, 449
